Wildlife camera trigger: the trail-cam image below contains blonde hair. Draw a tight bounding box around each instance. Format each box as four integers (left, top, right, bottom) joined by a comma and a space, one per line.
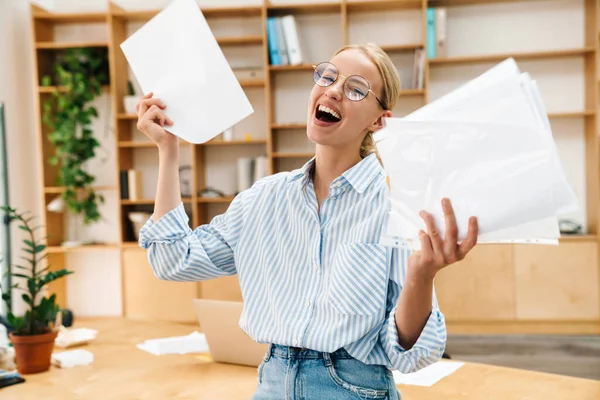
334, 43, 402, 165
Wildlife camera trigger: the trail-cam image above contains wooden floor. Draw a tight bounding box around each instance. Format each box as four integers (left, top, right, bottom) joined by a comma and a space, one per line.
446, 335, 600, 381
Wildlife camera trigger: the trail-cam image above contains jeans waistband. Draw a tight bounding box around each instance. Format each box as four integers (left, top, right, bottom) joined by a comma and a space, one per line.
268, 343, 355, 360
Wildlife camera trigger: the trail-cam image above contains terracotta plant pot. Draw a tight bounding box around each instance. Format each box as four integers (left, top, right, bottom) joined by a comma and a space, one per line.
9, 330, 58, 374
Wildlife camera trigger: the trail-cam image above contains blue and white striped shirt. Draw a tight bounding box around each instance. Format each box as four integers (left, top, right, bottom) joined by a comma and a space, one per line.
138, 153, 447, 373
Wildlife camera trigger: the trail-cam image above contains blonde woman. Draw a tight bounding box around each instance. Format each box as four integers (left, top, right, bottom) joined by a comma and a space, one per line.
135, 43, 478, 399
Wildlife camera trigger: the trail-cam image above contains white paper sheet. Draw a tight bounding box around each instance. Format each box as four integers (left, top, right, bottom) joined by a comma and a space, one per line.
377, 119, 556, 243
120, 0, 254, 144
137, 331, 209, 356
376, 58, 579, 246
393, 361, 464, 387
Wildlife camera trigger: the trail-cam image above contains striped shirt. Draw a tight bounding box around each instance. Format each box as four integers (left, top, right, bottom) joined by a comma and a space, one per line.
138, 153, 447, 373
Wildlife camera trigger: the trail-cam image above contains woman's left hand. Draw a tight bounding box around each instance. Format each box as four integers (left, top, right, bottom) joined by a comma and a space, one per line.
408, 198, 478, 280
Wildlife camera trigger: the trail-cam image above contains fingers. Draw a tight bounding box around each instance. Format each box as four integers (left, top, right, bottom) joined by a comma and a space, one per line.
136, 96, 166, 119
420, 210, 444, 260
418, 230, 434, 264
135, 92, 153, 113
458, 216, 479, 259
442, 198, 459, 263
137, 105, 171, 132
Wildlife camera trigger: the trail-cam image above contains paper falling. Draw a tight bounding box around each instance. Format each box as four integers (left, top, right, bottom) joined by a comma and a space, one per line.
393, 361, 464, 387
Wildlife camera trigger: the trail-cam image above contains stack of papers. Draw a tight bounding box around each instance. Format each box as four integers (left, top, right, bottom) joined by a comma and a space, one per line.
51, 349, 94, 368
375, 58, 578, 247
137, 332, 209, 356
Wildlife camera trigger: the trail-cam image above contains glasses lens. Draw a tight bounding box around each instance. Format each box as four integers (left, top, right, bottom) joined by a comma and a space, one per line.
344, 75, 370, 101
314, 62, 338, 87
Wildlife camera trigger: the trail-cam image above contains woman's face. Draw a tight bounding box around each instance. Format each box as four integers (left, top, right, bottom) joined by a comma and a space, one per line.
306, 49, 391, 152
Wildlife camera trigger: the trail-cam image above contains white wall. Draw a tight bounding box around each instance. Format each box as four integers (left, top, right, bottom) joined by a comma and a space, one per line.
0, 0, 38, 315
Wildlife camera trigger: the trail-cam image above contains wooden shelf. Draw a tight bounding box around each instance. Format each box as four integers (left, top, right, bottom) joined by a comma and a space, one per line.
118, 141, 191, 148
267, 2, 341, 15
239, 78, 265, 88
429, 0, 537, 6
36, 41, 108, 49
121, 242, 140, 248
347, 0, 422, 12
33, 11, 106, 23
548, 111, 595, 119
46, 243, 120, 253
121, 198, 192, 205
39, 85, 110, 94
400, 89, 425, 96
428, 48, 595, 66
44, 185, 117, 194
559, 234, 598, 242
217, 36, 263, 46
271, 123, 307, 130
202, 139, 267, 146
269, 64, 314, 72
197, 196, 235, 204
117, 113, 137, 120
273, 152, 314, 159
113, 6, 262, 20
380, 44, 423, 52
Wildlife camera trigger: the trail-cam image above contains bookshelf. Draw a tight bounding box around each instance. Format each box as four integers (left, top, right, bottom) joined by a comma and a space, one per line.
29, 0, 600, 332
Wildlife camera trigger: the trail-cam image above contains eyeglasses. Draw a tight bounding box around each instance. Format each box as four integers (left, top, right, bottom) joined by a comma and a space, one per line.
312, 62, 385, 109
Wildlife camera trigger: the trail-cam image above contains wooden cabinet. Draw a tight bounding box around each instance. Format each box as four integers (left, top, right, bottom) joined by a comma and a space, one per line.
122, 249, 198, 323
435, 244, 515, 320
514, 241, 599, 320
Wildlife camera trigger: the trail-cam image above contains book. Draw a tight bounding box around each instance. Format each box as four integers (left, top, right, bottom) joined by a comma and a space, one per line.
282, 15, 303, 65
127, 170, 143, 201
275, 17, 289, 65
267, 17, 281, 65
426, 8, 436, 59
435, 7, 447, 58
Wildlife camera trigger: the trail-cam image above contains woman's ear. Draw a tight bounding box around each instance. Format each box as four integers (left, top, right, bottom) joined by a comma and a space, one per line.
370, 110, 393, 133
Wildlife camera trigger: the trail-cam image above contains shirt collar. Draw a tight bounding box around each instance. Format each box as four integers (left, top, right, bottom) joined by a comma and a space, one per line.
287, 153, 383, 194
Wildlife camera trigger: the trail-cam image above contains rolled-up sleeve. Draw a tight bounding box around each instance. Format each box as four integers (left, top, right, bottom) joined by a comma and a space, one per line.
378, 246, 447, 373
138, 190, 248, 282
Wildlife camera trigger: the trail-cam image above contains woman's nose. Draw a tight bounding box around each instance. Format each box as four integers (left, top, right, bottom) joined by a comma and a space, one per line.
325, 79, 344, 101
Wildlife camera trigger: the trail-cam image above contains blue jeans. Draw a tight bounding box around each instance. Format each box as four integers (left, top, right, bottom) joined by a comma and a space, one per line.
251, 344, 401, 400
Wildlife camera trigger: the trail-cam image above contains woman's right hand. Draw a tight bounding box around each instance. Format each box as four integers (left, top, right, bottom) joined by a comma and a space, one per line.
135, 92, 177, 150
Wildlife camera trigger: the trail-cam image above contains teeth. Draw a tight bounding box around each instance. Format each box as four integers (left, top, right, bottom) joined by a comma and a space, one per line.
318, 104, 341, 120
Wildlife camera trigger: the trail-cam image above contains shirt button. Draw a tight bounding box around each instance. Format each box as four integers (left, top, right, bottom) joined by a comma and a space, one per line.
314, 263, 319, 270
335, 182, 342, 187
292, 338, 298, 346
306, 300, 311, 308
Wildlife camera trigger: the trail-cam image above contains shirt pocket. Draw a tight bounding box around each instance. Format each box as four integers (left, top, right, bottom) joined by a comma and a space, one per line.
328, 243, 389, 316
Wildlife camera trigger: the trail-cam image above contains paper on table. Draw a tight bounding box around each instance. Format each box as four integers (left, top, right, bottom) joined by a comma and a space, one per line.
137, 331, 209, 356
393, 361, 464, 387
120, 0, 253, 144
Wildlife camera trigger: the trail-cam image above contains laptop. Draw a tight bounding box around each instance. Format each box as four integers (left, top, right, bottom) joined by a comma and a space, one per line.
192, 299, 270, 367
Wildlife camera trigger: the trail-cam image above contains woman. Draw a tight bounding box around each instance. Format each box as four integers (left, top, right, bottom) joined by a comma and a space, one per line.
135, 43, 479, 399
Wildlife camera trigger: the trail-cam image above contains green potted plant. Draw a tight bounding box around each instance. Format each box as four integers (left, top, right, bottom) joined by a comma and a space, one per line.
41, 47, 109, 227
0, 206, 73, 374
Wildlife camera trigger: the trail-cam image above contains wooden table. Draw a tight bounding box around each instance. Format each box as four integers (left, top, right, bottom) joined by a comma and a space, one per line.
4, 318, 600, 400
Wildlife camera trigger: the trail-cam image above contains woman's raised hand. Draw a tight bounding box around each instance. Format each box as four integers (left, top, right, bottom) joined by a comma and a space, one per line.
135, 92, 177, 150
408, 198, 479, 280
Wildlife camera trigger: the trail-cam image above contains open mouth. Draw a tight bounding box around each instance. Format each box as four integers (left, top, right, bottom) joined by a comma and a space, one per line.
315, 104, 342, 124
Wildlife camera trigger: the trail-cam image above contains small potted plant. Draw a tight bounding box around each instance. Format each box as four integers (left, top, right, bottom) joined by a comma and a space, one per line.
0, 206, 73, 374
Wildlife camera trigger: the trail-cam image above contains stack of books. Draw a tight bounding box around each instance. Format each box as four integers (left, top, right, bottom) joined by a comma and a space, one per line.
267, 15, 303, 66
426, 7, 447, 59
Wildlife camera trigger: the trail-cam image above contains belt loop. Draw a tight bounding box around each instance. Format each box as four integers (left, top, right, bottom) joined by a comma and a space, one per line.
322, 351, 333, 367
264, 344, 273, 362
